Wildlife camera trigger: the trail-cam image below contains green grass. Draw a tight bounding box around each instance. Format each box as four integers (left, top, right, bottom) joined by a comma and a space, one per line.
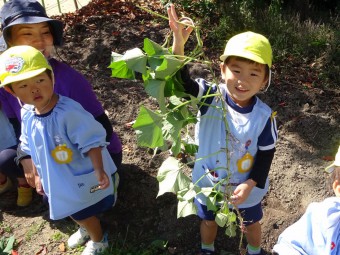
25, 222, 46, 241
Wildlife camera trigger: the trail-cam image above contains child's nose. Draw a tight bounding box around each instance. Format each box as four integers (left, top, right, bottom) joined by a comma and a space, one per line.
31, 87, 40, 93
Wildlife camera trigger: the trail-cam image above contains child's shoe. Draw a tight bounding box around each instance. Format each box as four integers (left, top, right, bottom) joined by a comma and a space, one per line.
81, 233, 108, 255
17, 186, 33, 206
0, 177, 12, 194
67, 227, 90, 249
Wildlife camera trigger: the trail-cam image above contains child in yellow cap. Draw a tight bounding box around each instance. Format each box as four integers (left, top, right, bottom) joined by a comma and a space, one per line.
167, 5, 278, 255
0, 45, 118, 255
273, 146, 340, 255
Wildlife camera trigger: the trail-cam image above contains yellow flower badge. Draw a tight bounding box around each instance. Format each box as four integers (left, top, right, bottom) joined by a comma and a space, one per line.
237, 152, 254, 173
51, 144, 73, 164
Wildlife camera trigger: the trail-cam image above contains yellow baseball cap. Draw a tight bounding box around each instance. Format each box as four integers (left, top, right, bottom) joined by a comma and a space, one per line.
0, 45, 52, 87
220, 31, 272, 68
325, 146, 340, 174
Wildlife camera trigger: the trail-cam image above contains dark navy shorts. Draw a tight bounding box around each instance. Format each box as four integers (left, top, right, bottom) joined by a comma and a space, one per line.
194, 199, 263, 226
71, 194, 114, 221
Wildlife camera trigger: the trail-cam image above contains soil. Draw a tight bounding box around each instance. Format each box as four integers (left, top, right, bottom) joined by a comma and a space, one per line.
0, 0, 339, 255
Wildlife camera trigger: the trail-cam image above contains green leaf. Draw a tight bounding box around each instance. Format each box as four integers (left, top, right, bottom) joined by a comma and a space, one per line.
228, 211, 237, 222
206, 195, 218, 212
162, 113, 183, 141
169, 136, 182, 156
177, 183, 197, 201
143, 38, 169, 56
225, 223, 237, 237
122, 48, 148, 75
215, 212, 228, 227
109, 59, 135, 79
3, 236, 14, 253
154, 56, 183, 80
111, 51, 123, 62
201, 187, 214, 197
183, 143, 198, 155
144, 79, 165, 99
144, 79, 166, 113
168, 96, 182, 106
133, 106, 164, 148
177, 200, 197, 218
157, 157, 191, 197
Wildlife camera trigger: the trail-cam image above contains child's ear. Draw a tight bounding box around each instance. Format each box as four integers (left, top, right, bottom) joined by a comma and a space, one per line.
220, 62, 226, 80
333, 180, 340, 197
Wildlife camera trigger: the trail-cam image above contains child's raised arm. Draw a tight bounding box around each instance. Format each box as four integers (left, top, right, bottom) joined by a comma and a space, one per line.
167, 4, 194, 56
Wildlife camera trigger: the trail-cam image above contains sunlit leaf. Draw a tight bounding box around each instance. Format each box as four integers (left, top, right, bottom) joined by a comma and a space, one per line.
225, 223, 237, 237
155, 56, 183, 80
215, 212, 228, 227
144, 79, 166, 112
133, 106, 164, 148
157, 157, 191, 197
177, 183, 197, 201
162, 113, 183, 141
177, 200, 197, 218
169, 136, 182, 156
109, 59, 135, 79
122, 48, 147, 75
206, 195, 218, 212
143, 38, 169, 56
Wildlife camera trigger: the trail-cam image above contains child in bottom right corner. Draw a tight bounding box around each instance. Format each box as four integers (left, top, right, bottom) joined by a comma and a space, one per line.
272, 145, 340, 255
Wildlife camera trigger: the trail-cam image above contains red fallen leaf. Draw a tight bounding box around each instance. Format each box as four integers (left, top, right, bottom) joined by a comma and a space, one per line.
322, 156, 335, 161
278, 102, 286, 107
112, 31, 120, 36
35, 245, 47, 255
11, 251, 18, 255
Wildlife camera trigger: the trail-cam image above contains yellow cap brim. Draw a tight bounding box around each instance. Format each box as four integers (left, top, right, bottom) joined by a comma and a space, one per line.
220, 51, 269, 67
0, 68, 47, 87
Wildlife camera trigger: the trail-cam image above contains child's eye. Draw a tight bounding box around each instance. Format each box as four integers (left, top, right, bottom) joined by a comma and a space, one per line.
19, 84, 27, 89
36, 79, 45, 83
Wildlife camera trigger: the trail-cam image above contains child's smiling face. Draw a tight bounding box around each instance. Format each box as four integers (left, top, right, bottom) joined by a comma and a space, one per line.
9, 71, 55, 113
220, 57, 269, 107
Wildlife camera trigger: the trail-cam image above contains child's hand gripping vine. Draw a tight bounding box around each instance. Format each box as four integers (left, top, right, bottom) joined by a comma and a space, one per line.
167, 4, 194, 56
